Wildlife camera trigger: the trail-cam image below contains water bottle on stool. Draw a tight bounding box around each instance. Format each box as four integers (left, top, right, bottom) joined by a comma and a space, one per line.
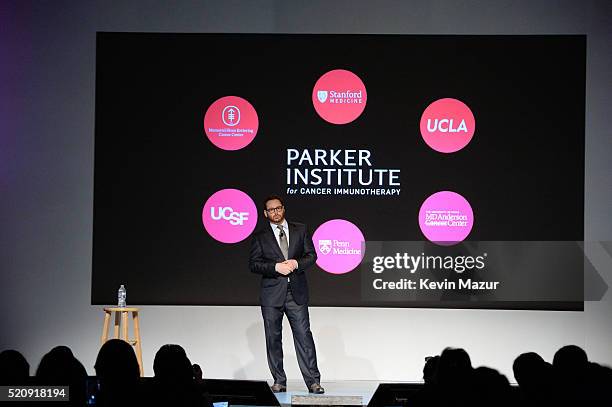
118, 285, 126, 308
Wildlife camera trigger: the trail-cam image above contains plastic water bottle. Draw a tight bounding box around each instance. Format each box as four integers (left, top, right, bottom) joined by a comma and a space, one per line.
118, 285, 126, 308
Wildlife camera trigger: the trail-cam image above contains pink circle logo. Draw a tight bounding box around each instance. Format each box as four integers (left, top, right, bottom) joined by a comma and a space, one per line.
420, 98, 475, 153
312, 219, 365, 274
312, 69, 367, 125
203, 96, 259, 150
418, 191, 474, 245
202, 189, 258, 243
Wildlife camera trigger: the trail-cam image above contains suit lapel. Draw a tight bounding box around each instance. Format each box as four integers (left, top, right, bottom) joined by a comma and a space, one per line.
287, 222, 298, 259
265, 224, 285, 260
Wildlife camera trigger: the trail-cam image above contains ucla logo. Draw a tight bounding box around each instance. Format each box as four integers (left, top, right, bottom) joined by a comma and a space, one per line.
426, 118, 468, 133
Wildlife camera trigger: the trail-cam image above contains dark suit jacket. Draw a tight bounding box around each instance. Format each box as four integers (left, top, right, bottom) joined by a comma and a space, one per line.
249, 221, 317, 307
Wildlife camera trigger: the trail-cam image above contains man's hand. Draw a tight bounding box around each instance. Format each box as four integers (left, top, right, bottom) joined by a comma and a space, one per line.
286, 259, 298, 271
275, 262, 293, 275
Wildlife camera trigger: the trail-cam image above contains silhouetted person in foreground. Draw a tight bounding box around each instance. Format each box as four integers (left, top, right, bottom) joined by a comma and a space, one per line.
554, 345, 588, 379
513, 352, 553, 406
435, 347, 473, 396
553, 344, 588, 405
417, 347, 474, 406
0, 349, 29, 385
471, 366, 513, 407
413, 345, 612, 407
553, 344, 612, 406
412, 355, 440, 405
586, 361, 612, 405
150, 344, 212, 407
36, 346, 87, 406
94, 339, 141, 406
193, 363, 205, 384
423, 356, 440, 385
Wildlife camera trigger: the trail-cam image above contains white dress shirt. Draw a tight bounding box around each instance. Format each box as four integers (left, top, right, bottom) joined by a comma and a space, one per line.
270, 220, 297, 278
269, 219, 290, 249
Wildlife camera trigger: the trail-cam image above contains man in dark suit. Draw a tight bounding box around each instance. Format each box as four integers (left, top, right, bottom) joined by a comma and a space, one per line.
249, 195, 324, 394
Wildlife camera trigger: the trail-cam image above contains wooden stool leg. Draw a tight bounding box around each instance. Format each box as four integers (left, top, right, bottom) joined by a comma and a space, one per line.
132, 311, 144, 376
121, 311, 128, 341
100, 311, 111, 345
113, 311, 120, 339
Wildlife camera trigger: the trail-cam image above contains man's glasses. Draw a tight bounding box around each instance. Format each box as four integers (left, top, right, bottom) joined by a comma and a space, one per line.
266, 206, 284, 214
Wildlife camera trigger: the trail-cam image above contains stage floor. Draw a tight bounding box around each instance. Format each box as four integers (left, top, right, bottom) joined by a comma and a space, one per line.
269, 379, 415, 406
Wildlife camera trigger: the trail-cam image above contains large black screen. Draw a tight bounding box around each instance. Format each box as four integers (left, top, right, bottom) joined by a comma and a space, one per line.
92, 33, 585, 309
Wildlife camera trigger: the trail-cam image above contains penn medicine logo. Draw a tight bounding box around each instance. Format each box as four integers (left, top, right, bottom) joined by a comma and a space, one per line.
312, 219, 365, 275
318, 239, 332, 254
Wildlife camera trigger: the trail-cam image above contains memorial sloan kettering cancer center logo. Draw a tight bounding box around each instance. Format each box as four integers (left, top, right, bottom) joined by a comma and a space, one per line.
221, 105, 240, 126
203, 95, 259, 151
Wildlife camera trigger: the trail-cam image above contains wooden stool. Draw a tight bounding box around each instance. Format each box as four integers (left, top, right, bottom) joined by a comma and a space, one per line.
100, 307, 144, 376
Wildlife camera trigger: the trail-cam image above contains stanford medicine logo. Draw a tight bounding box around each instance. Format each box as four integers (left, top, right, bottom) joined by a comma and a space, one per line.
418, 191, 474, 245
204, 96, 259, 151
420, 98, 475, 153
312, 69, 367, 125
202, 188, 258, 243
312, 219, 365, 274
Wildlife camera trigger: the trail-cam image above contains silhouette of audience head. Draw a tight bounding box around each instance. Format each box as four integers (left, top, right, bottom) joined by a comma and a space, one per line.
95, 339, 140, 383
94, 340, 141, 406
153, 344, 194, 384
423, 356, 439, 385
435, 347, 473, 386
553, 345, 588, 378
0, 349, 29, 384
151, 344, 211, 407
36, 346, 88, 406
513, 351, 552, 391
36, 345, 87, 383
472, 366, 512, 406
192, 363, 204, 384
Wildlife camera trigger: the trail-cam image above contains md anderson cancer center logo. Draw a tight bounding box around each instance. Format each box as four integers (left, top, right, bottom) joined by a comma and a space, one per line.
418, 191, 474, 245
312, 219, 365, 274
312, 69, 367, 125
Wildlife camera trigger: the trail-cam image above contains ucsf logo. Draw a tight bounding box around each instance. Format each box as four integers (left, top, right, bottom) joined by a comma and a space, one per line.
210, 207, 249, 225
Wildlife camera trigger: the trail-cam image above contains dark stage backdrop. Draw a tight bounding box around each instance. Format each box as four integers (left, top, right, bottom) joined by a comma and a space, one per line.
92, 33, 585, 309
